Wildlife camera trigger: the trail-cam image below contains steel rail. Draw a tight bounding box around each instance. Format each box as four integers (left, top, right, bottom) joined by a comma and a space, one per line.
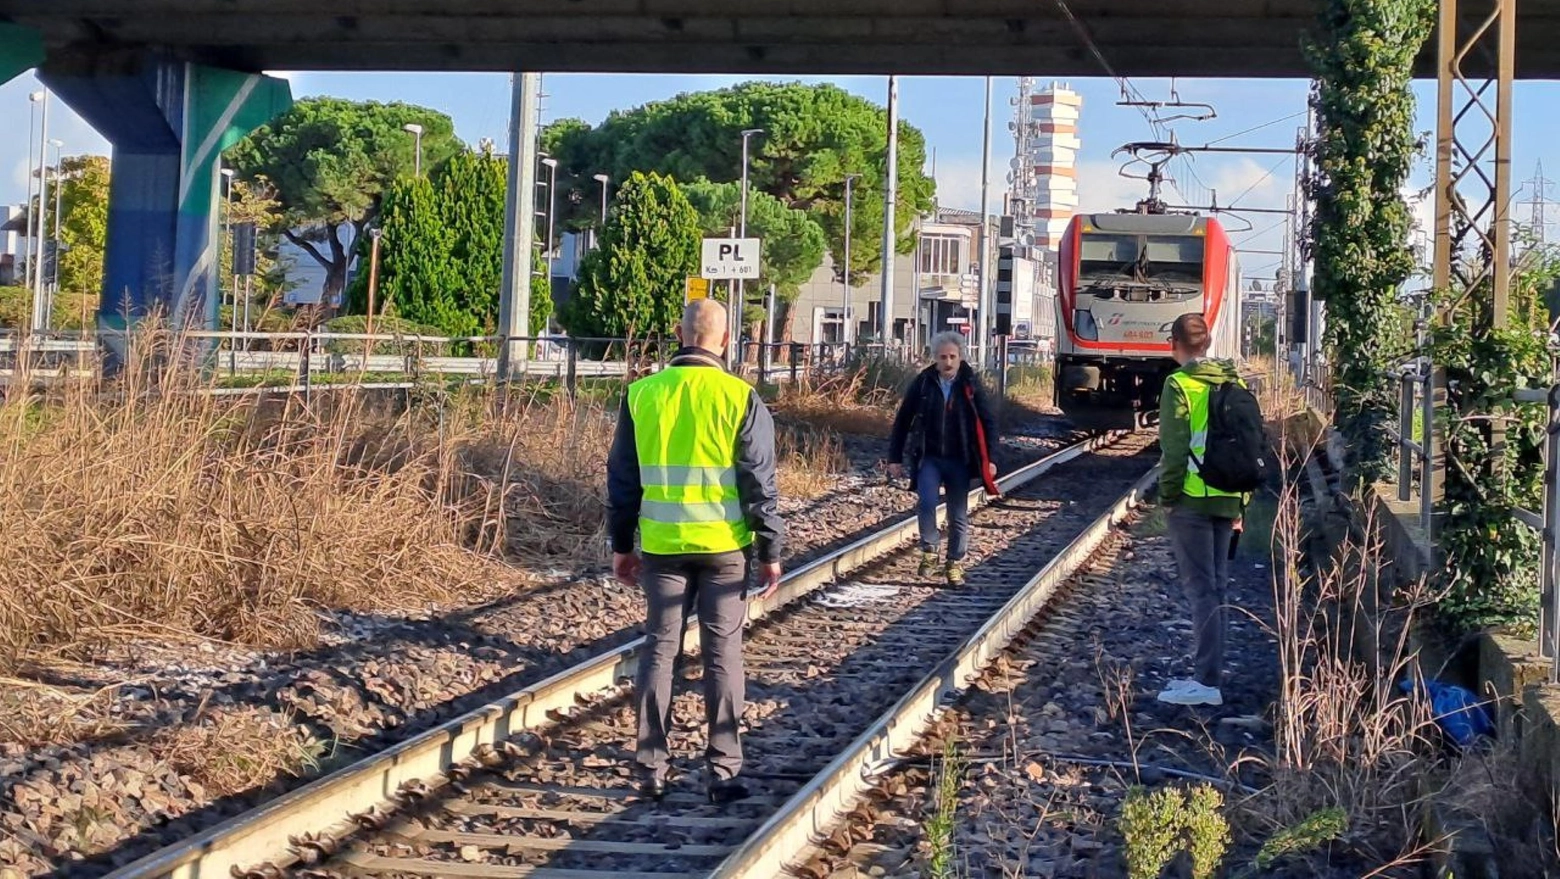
710, 464, 1160, 879
106, 430, 1131, 879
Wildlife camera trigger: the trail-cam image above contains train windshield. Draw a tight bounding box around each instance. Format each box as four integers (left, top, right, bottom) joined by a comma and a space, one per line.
1078, 234, 1139, 280
1077, 232, 1205, 284
1142, 235, 1204, 282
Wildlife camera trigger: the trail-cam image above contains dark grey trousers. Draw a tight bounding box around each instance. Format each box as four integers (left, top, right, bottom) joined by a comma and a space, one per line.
1167, 505, 1235, 688
635, 550, 749, 782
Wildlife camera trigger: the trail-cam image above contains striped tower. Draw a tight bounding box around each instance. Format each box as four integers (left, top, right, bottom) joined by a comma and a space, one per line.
1012, 81, 1082, 252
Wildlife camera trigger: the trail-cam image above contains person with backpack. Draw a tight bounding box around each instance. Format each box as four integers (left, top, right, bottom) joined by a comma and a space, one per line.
886, 332, 1001, 586
1155, 312, 1268, 707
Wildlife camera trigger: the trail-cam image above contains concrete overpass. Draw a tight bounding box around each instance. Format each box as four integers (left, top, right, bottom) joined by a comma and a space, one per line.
3, 0, 1559, 78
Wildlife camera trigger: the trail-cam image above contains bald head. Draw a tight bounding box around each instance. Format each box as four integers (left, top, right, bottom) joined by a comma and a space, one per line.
678, 299, 729, 352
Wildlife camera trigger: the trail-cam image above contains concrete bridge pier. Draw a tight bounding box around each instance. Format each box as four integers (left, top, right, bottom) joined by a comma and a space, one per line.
23, 49, 290, 363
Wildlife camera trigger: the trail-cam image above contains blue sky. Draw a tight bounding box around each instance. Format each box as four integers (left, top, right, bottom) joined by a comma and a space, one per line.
3, 70, 1557, 286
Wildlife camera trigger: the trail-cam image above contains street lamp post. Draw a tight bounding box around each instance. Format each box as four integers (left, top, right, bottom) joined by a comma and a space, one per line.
48, 139, 63, 303
592, 173, 610, 249
222, 168, 237, 341
541, 157, 559, 280
843, 173, 859, 347
31, 89, 50, 333
403, 123, 425, 177
736, 128, 763, 368
24, 91, 41, 292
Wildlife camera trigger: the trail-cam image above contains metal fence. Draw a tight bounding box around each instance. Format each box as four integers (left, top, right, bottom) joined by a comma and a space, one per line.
1384, 356, 1437, 543
0, 328, 923, 395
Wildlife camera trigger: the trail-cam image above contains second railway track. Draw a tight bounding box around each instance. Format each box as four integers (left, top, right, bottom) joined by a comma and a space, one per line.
110, 430, 1160, 879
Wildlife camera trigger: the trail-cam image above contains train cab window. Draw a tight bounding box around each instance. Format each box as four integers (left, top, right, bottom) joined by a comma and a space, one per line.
1079, 234, 1138, 279
1142, 235, 1205, 282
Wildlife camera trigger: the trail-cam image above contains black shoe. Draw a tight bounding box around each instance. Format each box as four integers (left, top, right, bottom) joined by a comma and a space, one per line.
707, 777, 751, 805
639, 776, 668, 800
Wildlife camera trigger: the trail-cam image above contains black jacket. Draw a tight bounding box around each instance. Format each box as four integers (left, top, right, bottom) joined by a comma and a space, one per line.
886, 362, 998, 487
605, 347, 785, 563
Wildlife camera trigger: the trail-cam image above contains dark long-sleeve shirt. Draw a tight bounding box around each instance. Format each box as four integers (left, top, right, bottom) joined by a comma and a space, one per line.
606, 348, 785, 563
887, 362, 998, 472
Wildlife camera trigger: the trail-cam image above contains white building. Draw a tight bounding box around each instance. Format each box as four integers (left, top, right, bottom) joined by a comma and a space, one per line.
0, 205, 25, 287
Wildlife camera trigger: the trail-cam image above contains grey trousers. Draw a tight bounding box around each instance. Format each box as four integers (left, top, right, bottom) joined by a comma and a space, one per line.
635, 550, 749, 782
1167, 505, 1235, 688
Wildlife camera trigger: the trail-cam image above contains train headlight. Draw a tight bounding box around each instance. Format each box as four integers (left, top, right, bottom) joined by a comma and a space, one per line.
1073, 309, 1098, 341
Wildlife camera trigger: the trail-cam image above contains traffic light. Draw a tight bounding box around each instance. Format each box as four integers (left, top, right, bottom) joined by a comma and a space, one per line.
994, 244, 1014, 336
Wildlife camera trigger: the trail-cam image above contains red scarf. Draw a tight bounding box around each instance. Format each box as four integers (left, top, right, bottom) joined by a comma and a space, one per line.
963, 383, 1001, 497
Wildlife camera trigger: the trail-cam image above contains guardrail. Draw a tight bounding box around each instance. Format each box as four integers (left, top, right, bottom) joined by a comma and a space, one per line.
0, 329, 931, 393
1377, 357, 1560, 685
1510, 384, 1560, 684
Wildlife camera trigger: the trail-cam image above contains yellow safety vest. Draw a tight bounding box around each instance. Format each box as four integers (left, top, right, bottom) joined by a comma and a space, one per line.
627, 365, 754, 555
1168, 371, 1244, 500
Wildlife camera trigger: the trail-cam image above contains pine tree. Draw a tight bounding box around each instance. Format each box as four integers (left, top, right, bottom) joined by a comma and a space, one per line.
564, 171, 701, 341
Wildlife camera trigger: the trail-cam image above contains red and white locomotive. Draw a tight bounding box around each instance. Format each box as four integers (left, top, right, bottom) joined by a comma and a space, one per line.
1053, 210, 1241, 429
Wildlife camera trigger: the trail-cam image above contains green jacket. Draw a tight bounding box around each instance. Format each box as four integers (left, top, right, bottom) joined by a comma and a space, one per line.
1158, 357, 1247, 520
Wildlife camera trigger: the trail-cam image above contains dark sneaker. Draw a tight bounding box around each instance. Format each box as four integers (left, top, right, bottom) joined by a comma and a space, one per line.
639, 776, 667, 800
917, 551, 939, 578
708, 777, 751, 804
945, 561, 966, 586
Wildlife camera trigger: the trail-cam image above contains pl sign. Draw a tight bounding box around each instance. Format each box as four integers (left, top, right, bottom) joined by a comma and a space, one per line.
700, 237, 761, 280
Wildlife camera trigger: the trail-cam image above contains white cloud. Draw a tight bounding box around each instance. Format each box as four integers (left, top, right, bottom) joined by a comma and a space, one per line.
1206, 157, 1289, 209
1076, 158, 1155, 214
933, 156, 987, 213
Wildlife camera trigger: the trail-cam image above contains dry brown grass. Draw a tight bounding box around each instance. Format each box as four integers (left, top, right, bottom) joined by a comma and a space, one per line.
146, 704, 325, 798
1225, 414, 1449, 873
0, 332, 865, 673
0, 675, 135, 747
0, 338, 623, 671
776, 423, 848, 500
770, 357, 917, 438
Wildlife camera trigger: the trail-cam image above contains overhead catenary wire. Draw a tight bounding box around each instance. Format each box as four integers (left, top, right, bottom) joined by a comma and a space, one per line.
1050, 0, 1167, 141
1237, 218, 1290, 247
1224, 154, 1293, 210
1207, 110, 1308, 147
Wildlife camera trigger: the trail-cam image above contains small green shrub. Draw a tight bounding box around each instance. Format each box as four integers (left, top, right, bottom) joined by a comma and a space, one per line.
1119, 783, 1232, 879
1120, 786, 1186, 879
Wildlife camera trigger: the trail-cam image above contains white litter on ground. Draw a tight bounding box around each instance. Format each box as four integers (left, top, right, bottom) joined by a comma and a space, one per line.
816, 581, 903, 608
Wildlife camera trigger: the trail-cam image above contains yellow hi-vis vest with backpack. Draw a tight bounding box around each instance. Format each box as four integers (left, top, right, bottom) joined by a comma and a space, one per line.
627, 365, 754, 556
1167, 371, 1245, 500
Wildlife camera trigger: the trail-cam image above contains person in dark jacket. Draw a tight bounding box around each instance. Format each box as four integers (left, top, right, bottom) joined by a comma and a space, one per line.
605, 299, 785, 804
886, 332, 999, 586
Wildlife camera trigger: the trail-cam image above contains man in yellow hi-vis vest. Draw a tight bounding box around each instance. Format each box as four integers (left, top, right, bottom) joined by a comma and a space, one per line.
607, 299, 784, 805
1155, 313, 1245, 708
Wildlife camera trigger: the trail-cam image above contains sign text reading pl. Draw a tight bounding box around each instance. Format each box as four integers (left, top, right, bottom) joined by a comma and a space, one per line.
700, 238, 761, 280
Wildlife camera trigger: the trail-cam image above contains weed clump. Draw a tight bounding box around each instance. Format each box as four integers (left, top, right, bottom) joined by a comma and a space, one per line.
1118, 783, 1230, 879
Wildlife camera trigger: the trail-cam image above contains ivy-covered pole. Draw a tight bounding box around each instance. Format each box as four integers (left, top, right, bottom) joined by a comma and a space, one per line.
1303, 0, 1435, 484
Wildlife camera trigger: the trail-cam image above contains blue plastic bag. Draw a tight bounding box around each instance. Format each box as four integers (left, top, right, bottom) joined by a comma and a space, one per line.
1398, 679, 1494, 747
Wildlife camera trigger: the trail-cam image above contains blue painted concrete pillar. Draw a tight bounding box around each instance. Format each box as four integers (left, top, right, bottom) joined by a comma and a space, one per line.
0, 22, 44, 85
39, 52, 290, 354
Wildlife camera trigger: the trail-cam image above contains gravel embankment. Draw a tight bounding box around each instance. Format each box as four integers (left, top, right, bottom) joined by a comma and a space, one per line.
794, 505, 1282, 879
2, 409, 1076, 878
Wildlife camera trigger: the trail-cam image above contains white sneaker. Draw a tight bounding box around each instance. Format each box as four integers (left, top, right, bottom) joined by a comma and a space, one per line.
1156, 681, 1223, 706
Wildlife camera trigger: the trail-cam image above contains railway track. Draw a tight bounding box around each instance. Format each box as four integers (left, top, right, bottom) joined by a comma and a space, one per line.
107, 430, 1160, 879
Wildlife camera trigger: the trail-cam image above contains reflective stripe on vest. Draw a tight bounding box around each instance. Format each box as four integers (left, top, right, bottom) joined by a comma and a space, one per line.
627, 365, 754, 555
1168, 371, 1243, 500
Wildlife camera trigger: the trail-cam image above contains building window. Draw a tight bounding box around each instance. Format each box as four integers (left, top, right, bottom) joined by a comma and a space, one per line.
919, 234, 961, 275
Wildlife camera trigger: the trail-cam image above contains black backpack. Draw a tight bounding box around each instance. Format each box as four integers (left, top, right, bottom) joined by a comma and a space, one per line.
1191, 379, 1270, 495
